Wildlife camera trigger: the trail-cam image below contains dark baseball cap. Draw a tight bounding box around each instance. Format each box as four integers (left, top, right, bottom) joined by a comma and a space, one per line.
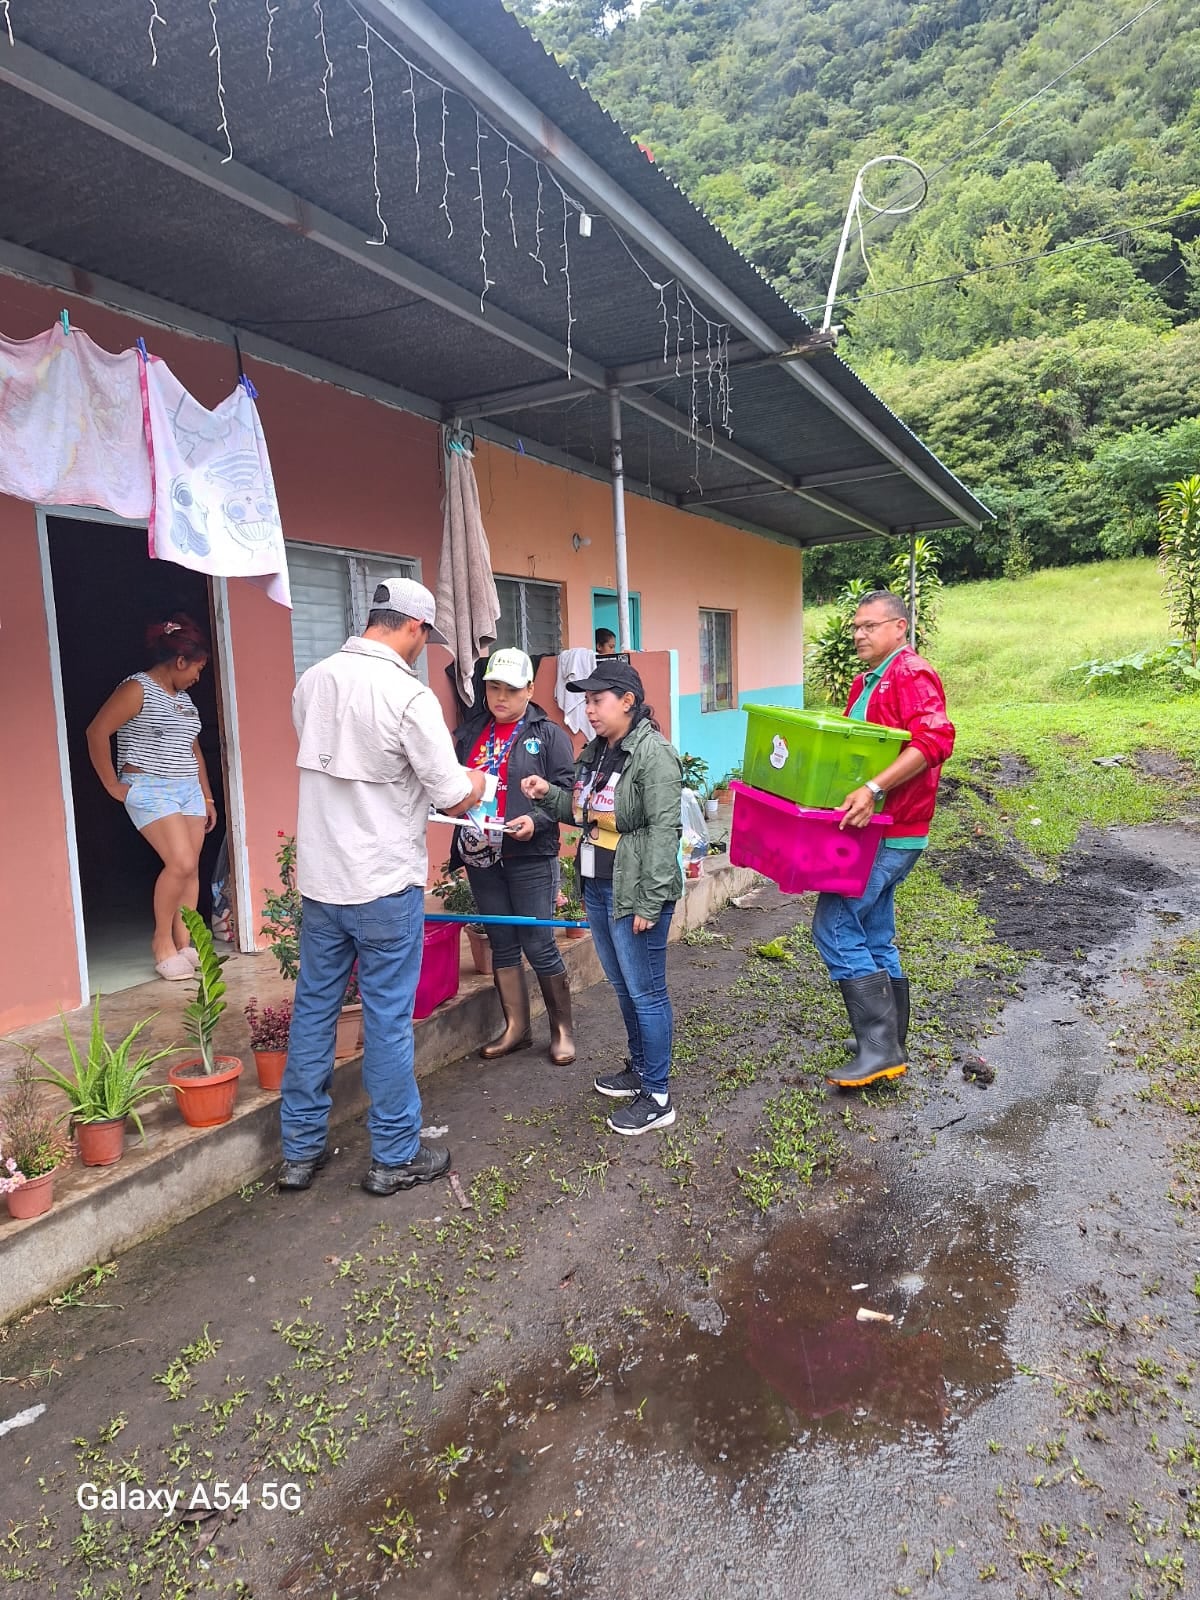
566, 660, 644, 698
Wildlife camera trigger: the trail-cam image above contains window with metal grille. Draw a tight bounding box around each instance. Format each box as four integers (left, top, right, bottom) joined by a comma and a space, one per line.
287, 543, 420, 679
494, 576, 563, 657
699, 608, 735, 712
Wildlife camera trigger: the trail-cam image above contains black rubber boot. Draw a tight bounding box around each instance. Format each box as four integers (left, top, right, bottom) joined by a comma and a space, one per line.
828, 972, 907, 1089
479, 966, 532, 1059
844, 976, 910, 1054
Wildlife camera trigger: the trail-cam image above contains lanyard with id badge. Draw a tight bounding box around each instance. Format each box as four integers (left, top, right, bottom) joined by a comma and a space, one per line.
577, 746, 623, 879
459, 718, 525, 867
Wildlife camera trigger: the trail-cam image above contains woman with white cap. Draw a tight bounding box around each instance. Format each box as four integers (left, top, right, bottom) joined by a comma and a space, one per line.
452, 648, 577, 1064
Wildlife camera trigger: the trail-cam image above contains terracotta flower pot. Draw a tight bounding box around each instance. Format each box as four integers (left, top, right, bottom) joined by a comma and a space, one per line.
565, 925, 589, 940
335, 1004, 363, 1060
467, 927, 493, 976
5, 1168, 56, 1221
167, 1056, 243, 1128
75, 1115, 128, 1167
253, 1049, 288, 1092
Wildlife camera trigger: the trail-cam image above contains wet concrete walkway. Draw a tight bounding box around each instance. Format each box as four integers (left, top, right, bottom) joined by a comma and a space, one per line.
2, 823, 1199, 1599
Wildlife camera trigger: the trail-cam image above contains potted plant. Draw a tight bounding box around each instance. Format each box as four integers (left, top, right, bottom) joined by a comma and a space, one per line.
680, 753, 710, 802
433, 865, 491, 974
1, 1051, 72, 1220
244, 996, 292, 1092
558, 855, 588, 939
167, 905, 243, 1128
30, 994, 173, 1166
264, 834, 362, 1054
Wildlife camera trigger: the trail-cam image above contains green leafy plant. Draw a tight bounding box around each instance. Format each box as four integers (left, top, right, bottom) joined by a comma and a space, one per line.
180, 905, 229, 1075
1159, 475, 1200, 666
805, 577, 872, 705
888, 536, 942, 655
30, 995, 173, 1134
679, 753, 710, 798
1069, 643, 1200, 695
260, 833, 301, 982
1, 1049, 72, 1184
432, 863, 478, 917
557, 854, 585, 922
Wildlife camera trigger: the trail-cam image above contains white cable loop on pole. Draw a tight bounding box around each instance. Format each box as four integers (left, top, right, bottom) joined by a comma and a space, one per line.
821, 155, 928, 332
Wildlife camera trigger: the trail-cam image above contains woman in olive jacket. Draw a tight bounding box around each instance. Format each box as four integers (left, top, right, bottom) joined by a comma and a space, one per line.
523, 660, 683, 1136
452, 648, 577, 1063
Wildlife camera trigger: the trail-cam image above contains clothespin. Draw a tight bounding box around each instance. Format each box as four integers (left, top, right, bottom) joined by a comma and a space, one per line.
59, 309, 70, 336
232, 332, 258, 400
135, 337, 148, 362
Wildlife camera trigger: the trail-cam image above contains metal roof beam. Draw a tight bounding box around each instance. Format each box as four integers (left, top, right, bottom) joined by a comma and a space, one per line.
360, 0, 985, 531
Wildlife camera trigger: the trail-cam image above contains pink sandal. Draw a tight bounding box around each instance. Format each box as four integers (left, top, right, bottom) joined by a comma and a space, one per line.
155, 954, 194, 981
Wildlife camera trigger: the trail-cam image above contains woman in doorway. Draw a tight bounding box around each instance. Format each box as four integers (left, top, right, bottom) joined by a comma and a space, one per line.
452, 647, 577, 1064
522, 660, 683, 1136
86, 615, 217, 981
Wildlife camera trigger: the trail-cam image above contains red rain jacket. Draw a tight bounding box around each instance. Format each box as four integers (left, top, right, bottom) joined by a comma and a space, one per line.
845, 647, 955, 841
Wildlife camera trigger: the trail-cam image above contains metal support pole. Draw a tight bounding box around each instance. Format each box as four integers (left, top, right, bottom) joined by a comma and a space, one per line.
609, 388, 632, 652
907, 533, 918, 650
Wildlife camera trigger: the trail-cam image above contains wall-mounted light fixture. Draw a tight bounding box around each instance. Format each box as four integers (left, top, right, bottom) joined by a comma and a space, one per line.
571, 532, 592, 552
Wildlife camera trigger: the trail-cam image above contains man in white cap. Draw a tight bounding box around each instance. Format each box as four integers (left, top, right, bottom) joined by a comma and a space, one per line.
279, 578, 487, 1196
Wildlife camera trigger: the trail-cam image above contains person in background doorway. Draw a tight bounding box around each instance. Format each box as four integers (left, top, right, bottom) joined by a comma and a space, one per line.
452, 648, 577, 1064
814, 589, 955, 1090
595, 628, 617, 657
86, 615, 216, 982
522, 661, 683, 1136
279, 578, 486, 1197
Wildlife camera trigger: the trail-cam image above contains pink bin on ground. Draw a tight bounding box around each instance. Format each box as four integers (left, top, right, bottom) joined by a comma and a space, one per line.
414, 922, 462, 1019
728, 780, 893, 896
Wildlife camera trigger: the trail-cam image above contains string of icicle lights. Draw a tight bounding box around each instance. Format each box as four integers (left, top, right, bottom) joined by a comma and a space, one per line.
1, 0, 735, 449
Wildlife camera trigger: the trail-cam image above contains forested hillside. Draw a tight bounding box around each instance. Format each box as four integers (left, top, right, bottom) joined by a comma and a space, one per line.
507, 0, 1200, 594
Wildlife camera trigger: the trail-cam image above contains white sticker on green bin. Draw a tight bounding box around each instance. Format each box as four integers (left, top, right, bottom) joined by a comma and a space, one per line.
742, 705, 910, 810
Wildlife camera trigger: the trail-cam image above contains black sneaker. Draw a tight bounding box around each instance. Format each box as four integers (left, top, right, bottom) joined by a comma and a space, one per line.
606, 1092, 676, 1136
276, 1147, 330, 1191
593, 1066, 641, 1099
362, 1142, 451, 1196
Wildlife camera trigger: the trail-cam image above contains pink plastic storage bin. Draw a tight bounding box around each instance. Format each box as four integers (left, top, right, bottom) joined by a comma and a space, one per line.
728, 780, 893, 896
414, 922, 462, 1020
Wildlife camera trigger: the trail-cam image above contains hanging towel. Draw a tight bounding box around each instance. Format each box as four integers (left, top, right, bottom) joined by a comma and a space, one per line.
0, 326, 151, 516
139, 357, 291, 608
555, 647, 597, 737
436, 446, 501, 707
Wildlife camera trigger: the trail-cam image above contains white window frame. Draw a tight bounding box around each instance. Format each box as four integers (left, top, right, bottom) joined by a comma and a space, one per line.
286, 540, 425, 681
495, 574, 563, 656
699, 607, 736, 713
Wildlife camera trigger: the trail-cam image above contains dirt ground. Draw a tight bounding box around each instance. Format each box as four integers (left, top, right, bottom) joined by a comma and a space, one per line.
3, 820, 1200, 1599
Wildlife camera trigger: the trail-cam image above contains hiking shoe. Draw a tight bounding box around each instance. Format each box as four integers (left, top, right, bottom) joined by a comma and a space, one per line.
362, 1142, 451, 1196
276, 1147, 330, 1191
606, 1092, 676, 1136
593, 1066, 641, 1099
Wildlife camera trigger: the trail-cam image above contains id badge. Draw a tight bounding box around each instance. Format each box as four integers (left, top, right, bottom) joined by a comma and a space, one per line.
579, 840, 596, 879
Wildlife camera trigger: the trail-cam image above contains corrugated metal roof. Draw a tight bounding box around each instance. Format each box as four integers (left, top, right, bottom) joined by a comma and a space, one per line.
0, 0, 989, 545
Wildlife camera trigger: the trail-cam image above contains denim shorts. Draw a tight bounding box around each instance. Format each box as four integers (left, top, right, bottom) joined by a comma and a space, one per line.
122, 771, 207, 831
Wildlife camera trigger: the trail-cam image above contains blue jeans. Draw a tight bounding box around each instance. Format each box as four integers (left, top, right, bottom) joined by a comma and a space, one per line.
280, 889, 424, 1166
811, 845, 920, 981
583, 879, 675, 1094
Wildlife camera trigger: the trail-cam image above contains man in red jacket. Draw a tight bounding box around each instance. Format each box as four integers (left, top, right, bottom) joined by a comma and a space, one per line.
813, 590, 956, 1090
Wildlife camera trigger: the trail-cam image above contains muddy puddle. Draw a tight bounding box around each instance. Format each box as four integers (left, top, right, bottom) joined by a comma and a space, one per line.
297, 1192, 1018, 1597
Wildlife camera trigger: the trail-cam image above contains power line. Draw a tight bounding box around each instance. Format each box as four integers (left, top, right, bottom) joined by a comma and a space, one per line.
802, 198, 1200, 317
793, 0, 1172, 295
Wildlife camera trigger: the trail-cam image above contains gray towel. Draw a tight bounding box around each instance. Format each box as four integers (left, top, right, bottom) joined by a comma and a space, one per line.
436, 448, 501, 707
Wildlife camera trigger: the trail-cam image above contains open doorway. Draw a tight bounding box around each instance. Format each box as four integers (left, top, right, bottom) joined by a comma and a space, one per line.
592, 587, 642, 651
46, 515, 228, 995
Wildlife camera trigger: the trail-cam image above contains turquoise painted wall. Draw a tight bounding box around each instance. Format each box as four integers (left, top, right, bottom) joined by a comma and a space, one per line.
676, 683, 805, 780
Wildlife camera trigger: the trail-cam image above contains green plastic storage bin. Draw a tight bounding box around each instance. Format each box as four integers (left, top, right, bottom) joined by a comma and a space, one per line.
742, 705, 910, 809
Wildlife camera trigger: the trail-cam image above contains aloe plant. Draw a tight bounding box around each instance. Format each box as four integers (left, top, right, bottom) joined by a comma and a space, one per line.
31, 994, 173, 1137
180, 906, 228, 1074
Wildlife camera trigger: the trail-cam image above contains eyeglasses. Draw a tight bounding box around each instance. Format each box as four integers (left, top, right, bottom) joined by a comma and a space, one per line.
851, 618, 902, 635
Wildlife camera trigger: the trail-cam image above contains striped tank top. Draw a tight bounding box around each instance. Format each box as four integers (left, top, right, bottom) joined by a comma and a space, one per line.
116, 673, 202, 778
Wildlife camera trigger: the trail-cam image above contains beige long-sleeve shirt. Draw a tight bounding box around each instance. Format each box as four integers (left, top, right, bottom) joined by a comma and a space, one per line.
292, 637, 473, 904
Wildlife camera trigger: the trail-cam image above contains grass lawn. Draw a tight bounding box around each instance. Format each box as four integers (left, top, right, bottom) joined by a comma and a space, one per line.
804, 558, 1173, 707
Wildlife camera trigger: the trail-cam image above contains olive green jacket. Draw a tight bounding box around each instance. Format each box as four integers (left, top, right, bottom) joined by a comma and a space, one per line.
541, 718, 684, 923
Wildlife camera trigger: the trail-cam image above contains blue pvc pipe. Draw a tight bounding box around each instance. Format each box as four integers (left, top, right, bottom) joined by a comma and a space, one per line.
425, 912, 589, 929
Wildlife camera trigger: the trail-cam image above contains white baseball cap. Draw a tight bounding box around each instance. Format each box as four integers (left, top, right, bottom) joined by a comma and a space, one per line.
484, 647, 535, 687
370, 577, 450, 646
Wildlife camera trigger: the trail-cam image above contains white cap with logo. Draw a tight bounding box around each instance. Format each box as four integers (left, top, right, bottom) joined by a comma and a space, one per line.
483, 647, 535, 687
370, 577, 450, 646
